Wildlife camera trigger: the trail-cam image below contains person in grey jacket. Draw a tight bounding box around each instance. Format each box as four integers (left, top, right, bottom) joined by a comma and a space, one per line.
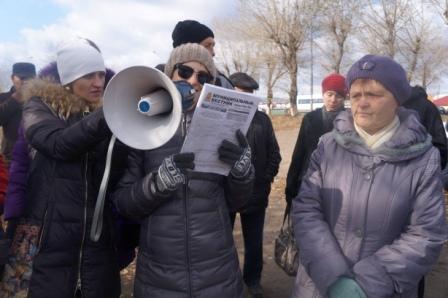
292, 54, 447, 298
112, 43, 253, 298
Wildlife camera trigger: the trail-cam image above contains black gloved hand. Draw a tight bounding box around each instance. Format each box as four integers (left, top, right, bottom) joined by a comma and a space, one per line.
151, 153, 195, 195
218, 129, 252, 179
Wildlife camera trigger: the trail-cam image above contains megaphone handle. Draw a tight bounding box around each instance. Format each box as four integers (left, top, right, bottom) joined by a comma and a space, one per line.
90, 135, 116, 242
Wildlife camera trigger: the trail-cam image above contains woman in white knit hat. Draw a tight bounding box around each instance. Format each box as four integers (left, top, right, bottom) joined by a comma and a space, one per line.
3, 38, 122, 298
112, 43, 254, 298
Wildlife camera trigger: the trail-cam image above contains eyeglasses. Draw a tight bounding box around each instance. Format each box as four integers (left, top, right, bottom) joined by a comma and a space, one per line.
174, 64, 212, 85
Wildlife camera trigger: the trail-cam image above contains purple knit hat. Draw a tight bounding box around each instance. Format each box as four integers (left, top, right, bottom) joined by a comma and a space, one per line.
346, 54, 411, 105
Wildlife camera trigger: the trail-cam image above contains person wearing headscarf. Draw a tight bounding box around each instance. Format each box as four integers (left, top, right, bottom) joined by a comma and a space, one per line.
112, 43, 254, 298
292, 55, 447, 298
285, 73, 347, 204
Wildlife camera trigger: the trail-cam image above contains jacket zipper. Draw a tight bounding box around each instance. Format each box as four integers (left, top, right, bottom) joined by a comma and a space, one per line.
74, 153, 89, 297
181, 113, 192, 297
184, 181, 192, 298
37, 209, 48, 251
358, 169, 374, 255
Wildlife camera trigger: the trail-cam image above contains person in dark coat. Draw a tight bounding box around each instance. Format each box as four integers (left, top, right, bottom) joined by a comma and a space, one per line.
0, 154, 7, 210
0, 63, 36, 166
171, 19, 234, 89
285, 73, 347, 204
112, 43, 254, 298
2, 38, 122, 298
403, 85, 447, 169
228, 72, 281, 298
402, 85, 447, 298
3, 62, 122, 235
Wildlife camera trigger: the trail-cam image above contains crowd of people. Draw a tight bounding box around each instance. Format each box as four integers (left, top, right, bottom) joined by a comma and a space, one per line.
0, 19, 446, 298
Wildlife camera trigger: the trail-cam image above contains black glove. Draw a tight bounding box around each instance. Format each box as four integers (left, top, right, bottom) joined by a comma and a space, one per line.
152, 152, 195, 194
218, 129, 252, 178
86, 107, 112, 139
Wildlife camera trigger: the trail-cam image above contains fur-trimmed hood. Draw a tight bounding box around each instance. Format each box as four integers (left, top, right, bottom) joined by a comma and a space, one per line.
22, 78, 101, 120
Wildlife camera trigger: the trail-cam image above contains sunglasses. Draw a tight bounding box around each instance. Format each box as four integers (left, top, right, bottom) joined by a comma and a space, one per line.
174, 64, 212, 85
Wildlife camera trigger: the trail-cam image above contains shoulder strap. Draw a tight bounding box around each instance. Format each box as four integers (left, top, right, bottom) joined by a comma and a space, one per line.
90, 135, 116, 242
280, 202, 292, 230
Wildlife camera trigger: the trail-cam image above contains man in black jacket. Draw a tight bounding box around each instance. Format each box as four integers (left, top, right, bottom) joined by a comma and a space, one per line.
285, 73, 346, 204
0, 62, 36, 166
402, 85, 448, 298
171, 19, 234, 89
403, 85, 447, 169
229, 72, 282, 298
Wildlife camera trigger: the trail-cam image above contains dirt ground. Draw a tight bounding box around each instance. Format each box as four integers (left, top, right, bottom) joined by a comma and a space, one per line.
119, 114, 448, 298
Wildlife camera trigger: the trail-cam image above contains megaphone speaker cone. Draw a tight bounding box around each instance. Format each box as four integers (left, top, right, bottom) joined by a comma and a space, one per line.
103, 66, 182, 150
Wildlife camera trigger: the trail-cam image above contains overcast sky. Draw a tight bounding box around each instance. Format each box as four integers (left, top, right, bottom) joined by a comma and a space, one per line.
0, 0, 237, 88
2, 0, 447, 97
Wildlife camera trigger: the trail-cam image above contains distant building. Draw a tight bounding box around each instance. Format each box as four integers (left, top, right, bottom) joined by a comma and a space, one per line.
296, 94, 324, 111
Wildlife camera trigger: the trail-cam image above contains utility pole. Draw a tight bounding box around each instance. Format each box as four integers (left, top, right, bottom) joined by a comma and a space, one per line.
310, 20, 314, 111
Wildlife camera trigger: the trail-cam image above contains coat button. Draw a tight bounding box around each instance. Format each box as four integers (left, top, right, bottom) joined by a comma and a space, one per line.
355, 229, 363, 238
364, 173, 371, 180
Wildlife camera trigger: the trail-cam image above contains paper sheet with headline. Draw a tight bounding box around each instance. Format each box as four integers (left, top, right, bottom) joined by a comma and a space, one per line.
181, 83, 260, 175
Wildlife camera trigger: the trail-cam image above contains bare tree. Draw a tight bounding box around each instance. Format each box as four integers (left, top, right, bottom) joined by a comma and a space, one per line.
213, 11, 287, 113
414, 40, 448, 88
428, 0, 448, 24
359, 0, 413, 58
241, 0, 320, 115
399, 5, 431, 82
215, 41, 258, 77
316, 0, 363, 73
377, 1, 448, 87
261, 46, 288, 113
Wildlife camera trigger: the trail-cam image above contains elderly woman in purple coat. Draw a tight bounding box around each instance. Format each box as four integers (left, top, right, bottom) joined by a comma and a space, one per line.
292, 55, 447, 298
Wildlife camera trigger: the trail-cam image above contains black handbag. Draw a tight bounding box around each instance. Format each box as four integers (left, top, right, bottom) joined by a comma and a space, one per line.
274, 203, 299, 276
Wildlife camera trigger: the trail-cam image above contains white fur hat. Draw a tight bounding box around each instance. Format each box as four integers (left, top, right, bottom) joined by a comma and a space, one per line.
56, 38, 105, 85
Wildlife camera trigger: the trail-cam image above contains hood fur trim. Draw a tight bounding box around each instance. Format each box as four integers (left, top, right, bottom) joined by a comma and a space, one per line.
22, 78, 101, 119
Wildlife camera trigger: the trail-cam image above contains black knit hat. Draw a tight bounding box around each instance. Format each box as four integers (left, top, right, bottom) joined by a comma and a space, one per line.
229, 72, 259, 91
172, 20, 214, 48
12, 62, 36, 79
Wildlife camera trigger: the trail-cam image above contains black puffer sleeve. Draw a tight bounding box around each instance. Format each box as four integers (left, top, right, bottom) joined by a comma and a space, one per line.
111, 148, 167, 220
23, 97, 110, 160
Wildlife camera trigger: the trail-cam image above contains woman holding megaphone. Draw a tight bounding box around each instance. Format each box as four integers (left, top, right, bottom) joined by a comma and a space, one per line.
112, 43, 253, 298
1, 38, 122, 298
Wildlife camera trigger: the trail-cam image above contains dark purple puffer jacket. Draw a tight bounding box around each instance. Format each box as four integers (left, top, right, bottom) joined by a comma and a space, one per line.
4, 125, 30, 220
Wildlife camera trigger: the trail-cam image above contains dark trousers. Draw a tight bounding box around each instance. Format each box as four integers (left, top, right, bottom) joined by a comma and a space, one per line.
418, 277, 424, 298
230, 209, 266, 287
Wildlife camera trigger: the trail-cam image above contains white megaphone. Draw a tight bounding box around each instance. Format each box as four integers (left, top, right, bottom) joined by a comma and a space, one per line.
103, 65, 182, 150
91, 66, 182, 242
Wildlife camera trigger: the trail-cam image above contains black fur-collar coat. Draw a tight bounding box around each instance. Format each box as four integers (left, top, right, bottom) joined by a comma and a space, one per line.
20, 79, 123, 298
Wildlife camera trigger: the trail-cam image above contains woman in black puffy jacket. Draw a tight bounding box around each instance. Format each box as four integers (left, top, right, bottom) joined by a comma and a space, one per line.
15, 38, 122, 298
112, 43, 254, 298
